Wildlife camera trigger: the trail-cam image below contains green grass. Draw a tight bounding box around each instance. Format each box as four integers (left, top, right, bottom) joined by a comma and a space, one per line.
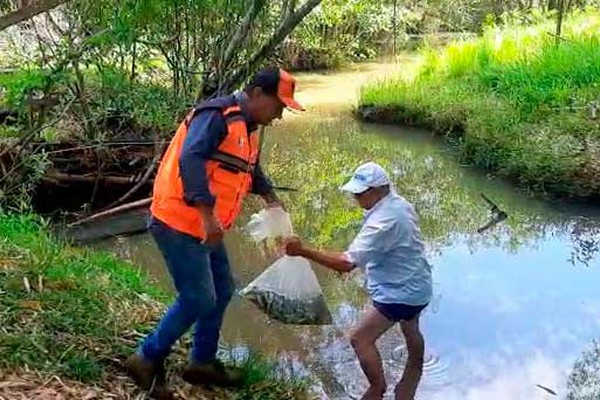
235, 354, 311, 400
359, 8, 600, 199
0, 213, 162, 382
0, 213, 309, 398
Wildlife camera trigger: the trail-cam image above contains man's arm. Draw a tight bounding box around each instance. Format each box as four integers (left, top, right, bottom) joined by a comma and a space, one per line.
179, 110, 226, 244
179, 110, 225, 206
251, 163, 282, 207
286, 221, 391, 274
286, 237, 354, 273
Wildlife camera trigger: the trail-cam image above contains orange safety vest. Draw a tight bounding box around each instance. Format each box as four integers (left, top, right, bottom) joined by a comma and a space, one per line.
151, 97, 260, 239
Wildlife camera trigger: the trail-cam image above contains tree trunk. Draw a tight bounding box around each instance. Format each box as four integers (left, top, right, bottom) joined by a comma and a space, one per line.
555, 0, 565, 44
221, 0, 265, 70
0, 0, 70, 32
198, 0, 322, 101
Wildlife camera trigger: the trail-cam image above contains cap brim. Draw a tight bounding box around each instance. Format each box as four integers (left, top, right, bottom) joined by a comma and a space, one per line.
279, 95, 305, 111
340, 180, 370, 194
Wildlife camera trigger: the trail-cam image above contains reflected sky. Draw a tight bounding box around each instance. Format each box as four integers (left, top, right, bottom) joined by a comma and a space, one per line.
314, 231, 600, 400
314, 230, 600, 400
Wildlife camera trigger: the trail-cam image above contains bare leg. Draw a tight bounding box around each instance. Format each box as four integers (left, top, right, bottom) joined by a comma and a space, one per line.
350, 307, 395, 400
395, 316, 425, 400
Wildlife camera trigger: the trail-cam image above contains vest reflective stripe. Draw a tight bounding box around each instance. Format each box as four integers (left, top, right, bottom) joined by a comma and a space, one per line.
210, 151, 256, 172
150, 99, 259, 239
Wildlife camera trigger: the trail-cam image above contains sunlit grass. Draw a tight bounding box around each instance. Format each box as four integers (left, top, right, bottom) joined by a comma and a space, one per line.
359, 9, 600, 198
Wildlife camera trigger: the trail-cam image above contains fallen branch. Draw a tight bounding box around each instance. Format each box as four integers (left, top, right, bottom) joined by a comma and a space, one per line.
42, 141, 163, 156
66, 181, 297, 229
99, 140, 166, 211
42, 172, 137, 185
67, 198, 151, 228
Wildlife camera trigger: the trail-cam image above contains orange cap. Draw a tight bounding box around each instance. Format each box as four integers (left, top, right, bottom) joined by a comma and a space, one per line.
277, 68, 304, 111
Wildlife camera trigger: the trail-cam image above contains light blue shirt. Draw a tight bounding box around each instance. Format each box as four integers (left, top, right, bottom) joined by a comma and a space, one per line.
345, 192, 432, 305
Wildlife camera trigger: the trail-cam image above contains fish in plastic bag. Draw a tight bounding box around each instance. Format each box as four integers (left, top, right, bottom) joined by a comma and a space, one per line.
241, 255, 332, 325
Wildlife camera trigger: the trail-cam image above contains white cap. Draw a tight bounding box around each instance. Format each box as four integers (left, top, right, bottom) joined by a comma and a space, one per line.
341, 162, 391, 194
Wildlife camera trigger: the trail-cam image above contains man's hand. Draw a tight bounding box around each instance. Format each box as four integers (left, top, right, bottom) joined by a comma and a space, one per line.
201, 212, 224, 246
284, 237, 354, 273
285, 236, 305, 257
262, 191, 285, 210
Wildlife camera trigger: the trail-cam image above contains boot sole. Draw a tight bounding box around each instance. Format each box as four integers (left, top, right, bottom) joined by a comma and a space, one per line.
181, 372, 243, 388
125, 366, 155, 391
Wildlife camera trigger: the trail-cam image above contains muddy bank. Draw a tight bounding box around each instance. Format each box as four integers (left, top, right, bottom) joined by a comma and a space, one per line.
0, 213, 312, 400
355, 104, 465, 138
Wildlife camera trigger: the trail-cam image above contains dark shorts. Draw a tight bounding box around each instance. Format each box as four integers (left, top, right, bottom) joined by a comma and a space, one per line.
373, 301, 428, 322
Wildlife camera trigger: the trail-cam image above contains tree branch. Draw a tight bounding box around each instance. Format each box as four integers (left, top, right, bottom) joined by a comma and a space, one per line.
222, 0, 265, 70
205, 0, 322, 99
282, 0, 297, 20
0, 0, 70, 32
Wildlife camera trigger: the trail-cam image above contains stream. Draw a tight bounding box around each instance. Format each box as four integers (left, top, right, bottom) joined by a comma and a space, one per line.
91, 61, 600, 400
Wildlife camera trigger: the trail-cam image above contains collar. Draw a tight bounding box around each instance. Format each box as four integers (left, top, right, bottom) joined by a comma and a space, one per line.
364, 192, 393, 219
234, 91, 258, 132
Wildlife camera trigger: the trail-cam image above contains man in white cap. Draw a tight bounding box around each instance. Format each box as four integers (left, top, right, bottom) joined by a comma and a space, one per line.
285, 161, 432, 400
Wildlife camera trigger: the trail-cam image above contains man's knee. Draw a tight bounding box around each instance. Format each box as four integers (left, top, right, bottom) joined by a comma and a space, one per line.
350, 329, 370, 351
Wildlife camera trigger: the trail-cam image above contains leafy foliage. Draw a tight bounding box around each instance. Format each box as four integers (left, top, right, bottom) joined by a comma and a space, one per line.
360, 8, 600, 199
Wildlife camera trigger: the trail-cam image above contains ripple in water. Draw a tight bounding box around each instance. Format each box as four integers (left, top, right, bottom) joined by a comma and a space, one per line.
314, 329, 453, 399
391, 345, 452, 391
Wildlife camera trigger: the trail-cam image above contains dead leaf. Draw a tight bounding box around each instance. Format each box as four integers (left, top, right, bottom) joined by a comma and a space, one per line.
18, 300, 42, 311
0, 258, 19, 270
45, 280, 77, 291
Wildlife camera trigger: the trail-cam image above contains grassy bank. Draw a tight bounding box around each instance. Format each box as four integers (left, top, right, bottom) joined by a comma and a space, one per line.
359, 9, 600, 199
0, 213, 309, 399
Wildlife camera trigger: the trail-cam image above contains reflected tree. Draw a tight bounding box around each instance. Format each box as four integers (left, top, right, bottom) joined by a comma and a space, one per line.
567, 340, 600, 400
568, 217, 600, 267
257, 117, 600, 283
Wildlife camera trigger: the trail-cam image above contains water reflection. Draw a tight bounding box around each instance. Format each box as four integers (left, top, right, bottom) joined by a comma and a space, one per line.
568, 217, 600, 267
92, 64, 600, 399
567, 340, 600, 399
306, 231, 600, 400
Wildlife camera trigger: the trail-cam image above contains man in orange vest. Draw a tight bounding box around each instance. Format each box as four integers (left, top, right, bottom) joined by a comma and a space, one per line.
126, 67, 304, 396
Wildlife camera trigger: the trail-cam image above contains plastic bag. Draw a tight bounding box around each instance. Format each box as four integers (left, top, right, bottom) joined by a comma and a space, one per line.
246, 207, 294, 242
241, 255, 333, 325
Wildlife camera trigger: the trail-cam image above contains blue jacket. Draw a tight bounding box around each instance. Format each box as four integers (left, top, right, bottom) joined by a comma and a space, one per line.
179, 93, 273, 207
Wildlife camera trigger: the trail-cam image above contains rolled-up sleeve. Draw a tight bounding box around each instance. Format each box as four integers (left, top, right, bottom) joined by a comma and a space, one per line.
251, 163, 274, 195
345, 220, 394, 268
179, 110, 226, 207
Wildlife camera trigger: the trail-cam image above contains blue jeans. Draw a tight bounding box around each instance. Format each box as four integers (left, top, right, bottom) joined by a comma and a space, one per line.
140, 217, 235, 364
